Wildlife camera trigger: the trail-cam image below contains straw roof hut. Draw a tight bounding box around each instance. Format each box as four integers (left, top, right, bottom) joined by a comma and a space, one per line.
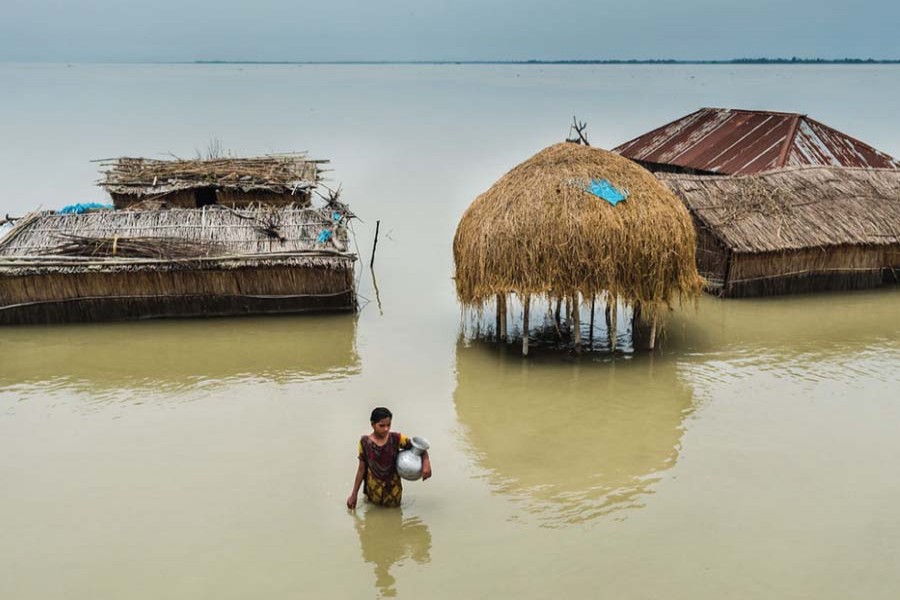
0, 205, 356, 325
98, 154, 326, 209
453, 143, 702, 354
659, 166, 900, 297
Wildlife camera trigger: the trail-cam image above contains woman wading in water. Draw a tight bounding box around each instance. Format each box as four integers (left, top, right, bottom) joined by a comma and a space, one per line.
347, 407, 432, 508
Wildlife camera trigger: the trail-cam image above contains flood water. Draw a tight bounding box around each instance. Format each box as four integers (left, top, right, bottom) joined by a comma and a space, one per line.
1, 64, 899, 599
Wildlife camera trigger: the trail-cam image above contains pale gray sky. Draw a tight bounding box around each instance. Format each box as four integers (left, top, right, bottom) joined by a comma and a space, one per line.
1, 0, 897, 62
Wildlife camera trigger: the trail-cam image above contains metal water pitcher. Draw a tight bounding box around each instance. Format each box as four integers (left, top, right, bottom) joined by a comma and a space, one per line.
396, 436, 430, 481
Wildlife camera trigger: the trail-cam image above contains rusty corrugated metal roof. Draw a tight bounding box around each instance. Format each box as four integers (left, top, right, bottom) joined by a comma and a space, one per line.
614, 108, 900, 175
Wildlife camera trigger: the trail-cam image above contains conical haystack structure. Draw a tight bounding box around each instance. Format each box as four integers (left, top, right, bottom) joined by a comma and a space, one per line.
453, 142, 702, 354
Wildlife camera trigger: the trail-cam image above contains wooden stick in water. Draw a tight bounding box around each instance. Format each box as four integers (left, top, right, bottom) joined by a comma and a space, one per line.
499, 293, 507, 342
522, 295, 530, 356
369, 220, 380, 269
573, 293, 581, 353
608, 295, 618, 353
589, 295, 595, 347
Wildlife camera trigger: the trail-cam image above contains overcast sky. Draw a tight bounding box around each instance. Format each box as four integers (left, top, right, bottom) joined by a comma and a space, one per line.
1, 0, 897, 62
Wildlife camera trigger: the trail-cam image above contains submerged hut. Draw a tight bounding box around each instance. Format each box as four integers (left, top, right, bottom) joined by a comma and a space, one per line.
453, 143, 702, 355
98, 154, 326, 209
614, 108, 900, 176
0, 205, 356, 325
659, 167, 900, 297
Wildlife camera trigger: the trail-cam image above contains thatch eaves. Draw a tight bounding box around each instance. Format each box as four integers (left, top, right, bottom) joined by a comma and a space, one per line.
453, 143, 702, 308
97, 153, 327, 197
0, 205, 354, 276
658, 166, 900, 254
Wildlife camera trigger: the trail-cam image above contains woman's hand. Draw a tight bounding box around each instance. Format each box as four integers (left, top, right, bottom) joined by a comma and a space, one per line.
421, 455, 432, 481
347, 494, 358, 509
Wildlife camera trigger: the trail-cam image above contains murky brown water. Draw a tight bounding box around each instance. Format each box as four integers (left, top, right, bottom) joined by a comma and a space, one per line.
2, 64, 900, 599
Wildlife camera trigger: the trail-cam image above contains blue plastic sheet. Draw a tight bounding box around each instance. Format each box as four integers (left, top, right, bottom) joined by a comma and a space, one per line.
317, 229, 333, 243
587, 179, 628, 205
59, 202, 113, 215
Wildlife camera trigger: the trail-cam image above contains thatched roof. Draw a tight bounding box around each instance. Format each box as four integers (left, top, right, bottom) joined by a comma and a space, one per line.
453, 143, 702, 307
98, 153, 327, 197
658, 166, 900, 253
0, 205, 354, 276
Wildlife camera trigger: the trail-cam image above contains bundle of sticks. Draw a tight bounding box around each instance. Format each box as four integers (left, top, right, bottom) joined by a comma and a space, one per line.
39, 234, 224, 259
99, 155, 325, 188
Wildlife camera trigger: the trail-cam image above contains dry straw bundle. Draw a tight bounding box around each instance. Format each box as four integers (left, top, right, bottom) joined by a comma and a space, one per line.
453, 143, 702, 315
98, 154, 325, 193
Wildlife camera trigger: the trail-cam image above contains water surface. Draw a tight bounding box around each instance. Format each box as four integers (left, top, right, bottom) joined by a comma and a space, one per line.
1, 63, 899, 599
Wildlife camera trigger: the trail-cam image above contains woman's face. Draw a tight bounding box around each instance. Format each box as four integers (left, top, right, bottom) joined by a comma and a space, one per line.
372, 417, 392, 438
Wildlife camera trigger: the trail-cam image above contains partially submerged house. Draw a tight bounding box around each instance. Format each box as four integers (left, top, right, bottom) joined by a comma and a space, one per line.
453, 142, 702, 354
659, 167, 900, 297
0, 205, 356, 325
98, 154, 326, 209
615, 107, 900, 175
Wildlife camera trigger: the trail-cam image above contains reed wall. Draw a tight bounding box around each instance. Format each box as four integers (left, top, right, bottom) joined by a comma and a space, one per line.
0, 263, 355, 324
725, 245, 886, 297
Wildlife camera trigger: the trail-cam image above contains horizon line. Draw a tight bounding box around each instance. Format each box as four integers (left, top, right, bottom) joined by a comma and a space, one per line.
186, 57, 900, 65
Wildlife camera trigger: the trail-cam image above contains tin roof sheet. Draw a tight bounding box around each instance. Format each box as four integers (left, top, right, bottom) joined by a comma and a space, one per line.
614, 108, 900, 175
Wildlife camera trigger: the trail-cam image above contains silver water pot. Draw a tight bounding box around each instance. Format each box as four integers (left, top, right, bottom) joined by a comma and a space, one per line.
396, 436, 430, 481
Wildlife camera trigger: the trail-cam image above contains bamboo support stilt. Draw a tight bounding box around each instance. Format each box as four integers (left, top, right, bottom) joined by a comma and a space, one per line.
499, 294, 507, 342
649, 313, 657, 351
565, 295, 572, 330
589, 295, 595, 347
522, 296, 530, 357
573, 294, 581, 353
495, 294, 503, 342
554, 298, 562, 327
608, 295, 618, 353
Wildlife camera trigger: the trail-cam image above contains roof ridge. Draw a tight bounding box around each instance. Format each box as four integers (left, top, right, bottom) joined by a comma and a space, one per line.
776, 114, 803, 167
701, 106, 807, 118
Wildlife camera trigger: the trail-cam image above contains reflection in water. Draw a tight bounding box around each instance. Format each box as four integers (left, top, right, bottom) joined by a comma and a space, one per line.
669, 290, 900, 356
354, 508, 432, 598
454, 341, 694, 526
0, 314, 360, 395
666, 290, 900, 382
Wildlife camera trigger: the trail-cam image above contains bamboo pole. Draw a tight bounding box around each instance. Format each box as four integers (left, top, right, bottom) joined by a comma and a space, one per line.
573, 293, 581, 353
499, 294, 507, 341
565, 295, 572, 330
649, 313, 657, 350
589, 295, 595, 348
369, 220, 380, 269
522, 295, 530, 357
608, 295, 618, 353
554, 298, 562, 327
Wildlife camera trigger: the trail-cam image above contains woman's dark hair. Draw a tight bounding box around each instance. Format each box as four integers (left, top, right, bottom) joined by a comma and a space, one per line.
370, 407, 392, 423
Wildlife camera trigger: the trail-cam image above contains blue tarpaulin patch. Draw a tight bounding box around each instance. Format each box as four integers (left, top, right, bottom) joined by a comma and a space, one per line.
58, 202, 113, 214
587, 179, 628, 205
317, 229, 333, 243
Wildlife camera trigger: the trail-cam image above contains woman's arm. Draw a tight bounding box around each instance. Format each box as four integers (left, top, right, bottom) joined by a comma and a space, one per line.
347, 459, 366, 509
421, 452, 432, 481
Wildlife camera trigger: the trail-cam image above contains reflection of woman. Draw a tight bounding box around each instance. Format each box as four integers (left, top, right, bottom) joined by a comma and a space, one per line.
354, 509, 432, 598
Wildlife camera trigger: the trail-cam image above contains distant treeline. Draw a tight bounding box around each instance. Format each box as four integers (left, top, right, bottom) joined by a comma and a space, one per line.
193, 58, 900, 65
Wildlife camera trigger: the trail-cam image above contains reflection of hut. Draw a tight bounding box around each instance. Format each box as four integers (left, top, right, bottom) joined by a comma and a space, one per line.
659, 167, 900, 297
453, 341, 693, 525
614, 107, 900, 175
0, 205, 356, 325
0, 314, 360, 391
453, 143, 702, 355
98, 154, 326, 209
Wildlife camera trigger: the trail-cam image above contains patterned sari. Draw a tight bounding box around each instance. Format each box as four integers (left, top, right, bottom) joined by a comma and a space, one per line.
358, 432, 411, 507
